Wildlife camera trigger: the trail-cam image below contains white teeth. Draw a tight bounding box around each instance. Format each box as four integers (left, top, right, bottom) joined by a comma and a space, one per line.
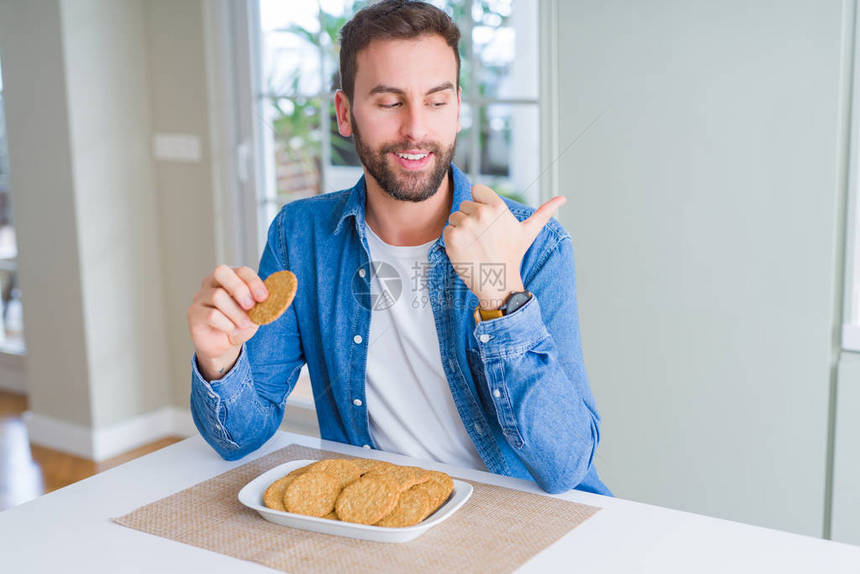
397, 152, 428, 161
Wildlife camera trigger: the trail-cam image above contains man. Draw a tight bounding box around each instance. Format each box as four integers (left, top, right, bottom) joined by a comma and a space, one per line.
186, 0, 609, 495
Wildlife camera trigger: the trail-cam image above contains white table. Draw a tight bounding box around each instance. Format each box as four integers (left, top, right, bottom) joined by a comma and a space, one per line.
1, 431, 859, 573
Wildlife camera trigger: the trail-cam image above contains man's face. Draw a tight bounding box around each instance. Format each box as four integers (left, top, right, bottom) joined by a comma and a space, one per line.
337, 35, 461, 202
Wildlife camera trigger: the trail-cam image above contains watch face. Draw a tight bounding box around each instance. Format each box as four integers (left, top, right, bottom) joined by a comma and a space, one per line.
503, 291, 531, 314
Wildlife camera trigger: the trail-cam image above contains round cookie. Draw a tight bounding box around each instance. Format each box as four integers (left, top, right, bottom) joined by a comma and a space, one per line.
376, 487, 432, 528
304, 459, 362, 488
263, 467, 309, 511
284, 471, 341, 517
335, 476, 400, 525
411, 471, 454, 512
248, 270, 298, 325
352, 459, 395, 475
364, 465, 430, 492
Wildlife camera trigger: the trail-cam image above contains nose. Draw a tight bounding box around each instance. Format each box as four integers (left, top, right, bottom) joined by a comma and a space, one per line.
399, 103, 429, 144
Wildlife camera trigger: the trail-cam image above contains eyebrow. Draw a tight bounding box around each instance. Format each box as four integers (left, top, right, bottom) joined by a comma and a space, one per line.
368, 81, 455, 97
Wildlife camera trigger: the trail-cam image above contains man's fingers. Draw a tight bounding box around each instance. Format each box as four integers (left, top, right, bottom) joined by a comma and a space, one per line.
234, 266, 268, 302
471, 184, 502, 206
457, 200, 479, 215
202, 306, 236, 333
448, 211, 468, 227
210, 287, 254, 330
212, 264, 256, 310
522, 196, 567, 243
228, 325, 257, 346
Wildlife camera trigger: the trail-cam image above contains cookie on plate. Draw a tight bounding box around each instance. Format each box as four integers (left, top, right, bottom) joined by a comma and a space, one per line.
364, 465, 430, 492
263, 467, 309, 511
376, 487, 432, 528
411, 471, 454, 513
284, 471, 341, 517
335, 475, 400, 525
354, 459, 400, 477
304, 458, 362, 488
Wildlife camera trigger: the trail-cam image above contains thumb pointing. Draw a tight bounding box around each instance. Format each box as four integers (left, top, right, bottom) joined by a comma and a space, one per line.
522, 196, 566, 244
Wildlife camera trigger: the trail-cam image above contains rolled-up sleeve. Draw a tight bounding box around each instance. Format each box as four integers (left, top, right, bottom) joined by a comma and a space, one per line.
189, 209, 305, 460
472, 235, 601, 494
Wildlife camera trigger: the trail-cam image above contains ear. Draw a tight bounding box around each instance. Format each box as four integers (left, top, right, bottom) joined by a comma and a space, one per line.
334, 90, 353, 137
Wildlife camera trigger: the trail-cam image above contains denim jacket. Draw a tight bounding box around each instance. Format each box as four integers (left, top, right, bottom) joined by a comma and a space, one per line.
190, 164, 610, 495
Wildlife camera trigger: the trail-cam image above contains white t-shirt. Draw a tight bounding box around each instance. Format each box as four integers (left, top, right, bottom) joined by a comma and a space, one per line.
364, 224, 486, 470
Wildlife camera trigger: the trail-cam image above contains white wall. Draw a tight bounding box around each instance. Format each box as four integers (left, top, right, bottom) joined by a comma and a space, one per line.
0, 0, 317, 458
0, 0, 175, 455
555, 0, 850, 537
59, 0, 171, 429
0, 0, 94, 427
833, 351, 860, 543
144, 0, 219, 409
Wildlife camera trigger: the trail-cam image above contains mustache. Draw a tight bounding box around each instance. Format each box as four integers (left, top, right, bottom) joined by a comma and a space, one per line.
380, 141, 442, 154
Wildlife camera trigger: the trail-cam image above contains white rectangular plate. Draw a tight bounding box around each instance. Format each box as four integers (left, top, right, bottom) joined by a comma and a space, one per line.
238, 459, 473, 543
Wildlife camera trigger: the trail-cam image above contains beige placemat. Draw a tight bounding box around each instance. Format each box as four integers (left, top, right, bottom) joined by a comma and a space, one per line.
113, 445, 600, 573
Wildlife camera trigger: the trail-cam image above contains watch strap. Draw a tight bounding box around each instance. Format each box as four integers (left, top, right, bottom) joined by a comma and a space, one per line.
474, 306, 504, 323
474, 291, 532, 323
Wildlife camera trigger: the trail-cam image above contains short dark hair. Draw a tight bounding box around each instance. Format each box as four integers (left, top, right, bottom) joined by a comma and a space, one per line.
339, 0, 461, 102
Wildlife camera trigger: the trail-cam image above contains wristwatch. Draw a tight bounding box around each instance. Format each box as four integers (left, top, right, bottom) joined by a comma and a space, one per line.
474, 290, 533, 323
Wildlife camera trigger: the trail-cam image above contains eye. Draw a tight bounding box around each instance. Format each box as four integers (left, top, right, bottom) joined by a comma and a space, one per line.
430, 101, 448, 108
379, 102, 402, 109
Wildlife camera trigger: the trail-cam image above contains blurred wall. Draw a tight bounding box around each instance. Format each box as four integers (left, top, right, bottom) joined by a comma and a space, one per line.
0, 0, 94, 429
0, 0, 309, 458
144, 0, 219, 409
555, 0, 851, 538
0, 0, 215, 457
59, 0, 171, 430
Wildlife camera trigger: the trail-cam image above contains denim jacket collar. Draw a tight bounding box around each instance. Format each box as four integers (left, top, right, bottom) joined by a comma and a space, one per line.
332, 163, 473, 259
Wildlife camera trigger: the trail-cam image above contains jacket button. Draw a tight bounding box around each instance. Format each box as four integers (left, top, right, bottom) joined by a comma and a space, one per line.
362, 444, 371, 449
353, 335, 363, 344
353, 398, 363, 407
474, 423, 483, 435
493, 389, 501, 398
479, 334, 491, 343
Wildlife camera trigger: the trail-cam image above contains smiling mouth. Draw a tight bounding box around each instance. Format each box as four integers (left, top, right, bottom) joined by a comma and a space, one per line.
396, 151, 429, 160
391, 151, 433, 170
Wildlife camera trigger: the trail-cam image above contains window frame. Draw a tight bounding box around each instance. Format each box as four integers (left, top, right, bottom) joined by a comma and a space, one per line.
842, 1, 860, 352
0, 53, 25, 356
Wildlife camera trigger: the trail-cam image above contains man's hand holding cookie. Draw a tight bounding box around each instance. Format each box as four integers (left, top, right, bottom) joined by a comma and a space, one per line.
187, 266, 298, 382
187, 265, 269, 381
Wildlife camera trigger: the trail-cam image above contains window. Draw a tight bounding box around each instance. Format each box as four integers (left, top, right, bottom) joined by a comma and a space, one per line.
0, 55, 24, 355
255, 0, 541, 231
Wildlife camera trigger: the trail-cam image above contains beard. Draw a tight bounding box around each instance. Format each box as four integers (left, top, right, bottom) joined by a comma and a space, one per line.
351, 112, 456, 203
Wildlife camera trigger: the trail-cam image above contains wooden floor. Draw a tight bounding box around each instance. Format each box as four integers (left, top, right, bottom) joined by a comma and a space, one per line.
0, 390, 183, 511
